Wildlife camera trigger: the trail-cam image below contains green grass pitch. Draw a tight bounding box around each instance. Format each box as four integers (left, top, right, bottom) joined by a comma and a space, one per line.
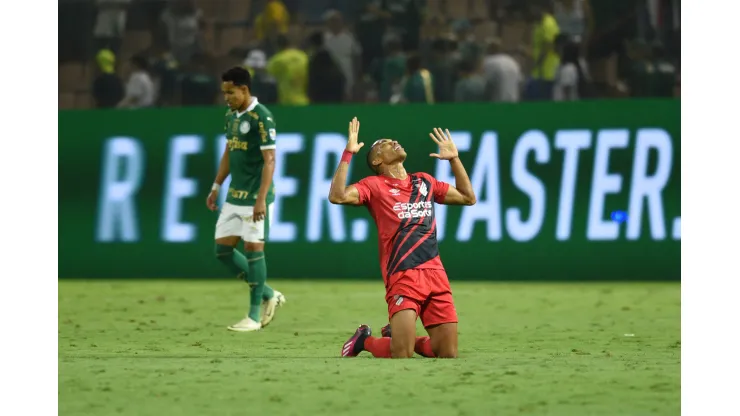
59, 280, 680, 415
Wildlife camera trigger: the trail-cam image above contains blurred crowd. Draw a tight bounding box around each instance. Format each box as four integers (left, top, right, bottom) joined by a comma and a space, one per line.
58, 0, 681, 109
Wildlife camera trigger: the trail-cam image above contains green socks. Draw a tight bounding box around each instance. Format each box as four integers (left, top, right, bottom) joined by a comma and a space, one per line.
215, 245, 276, 318
246, 251, 269, 322
216, 245, 246, 277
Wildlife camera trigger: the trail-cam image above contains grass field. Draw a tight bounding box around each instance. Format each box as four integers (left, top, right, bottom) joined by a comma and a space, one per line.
59, 280, 680, 415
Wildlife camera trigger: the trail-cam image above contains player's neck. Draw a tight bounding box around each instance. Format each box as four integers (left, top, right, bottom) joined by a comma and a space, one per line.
237, 96, 253, 113
382, 164, 407, 180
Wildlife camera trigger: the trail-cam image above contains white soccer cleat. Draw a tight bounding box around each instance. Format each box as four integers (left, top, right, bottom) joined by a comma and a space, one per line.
227, 317, 262, 332
260, 290, 286, 328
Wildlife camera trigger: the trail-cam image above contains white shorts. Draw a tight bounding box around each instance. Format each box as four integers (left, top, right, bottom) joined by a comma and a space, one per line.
215, 202, 274, 242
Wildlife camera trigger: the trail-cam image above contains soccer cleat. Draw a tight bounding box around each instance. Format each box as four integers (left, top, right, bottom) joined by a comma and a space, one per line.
227, 317, 262, 332
341, 325, 372, 357
381, 323, 391, 338
260, 290, 286, 328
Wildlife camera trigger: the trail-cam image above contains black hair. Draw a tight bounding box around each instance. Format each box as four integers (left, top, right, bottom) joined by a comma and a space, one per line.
276, 34, 290, 50
560, 41, 592, 97
308, 31, 324, 48
406, 53, 422, 73
458, 58, 476, 74
431, 38, 446, 53
366, 141, 382, 174
221, 66, 252, 88
386, 38, 402, 54
131, 54, 149, 71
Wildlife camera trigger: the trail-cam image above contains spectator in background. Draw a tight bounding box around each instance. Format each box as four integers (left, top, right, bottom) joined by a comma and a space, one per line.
147, 35, 179, 106
381, 0, 423, 51
254, 0, 290, 56
452, 19, 481, 65
553, 41, 585, 101
307, 31, 345, 104
356, 0, 392, 72
454, 59, 487, 103
628, 40, 676, 98
267, 35, 309, 106
117, 54, 155, 109
374, 37, 406, 103
92, 0, 131, 54
525, 3, 560, 100
180, 53, 219, 106
245, 49, 279, 105
323, 10, 363, 101
553, 0, 591, 44
396, 53, 434, 104
160, 0, 204, 65
481, 37, 522, 102
426, 37, 455, 103
92, 49, 125, 108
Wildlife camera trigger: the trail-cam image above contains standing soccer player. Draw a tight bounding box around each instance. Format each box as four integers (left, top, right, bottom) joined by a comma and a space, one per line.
206, 66, 286, 332
329, 118, 476, 358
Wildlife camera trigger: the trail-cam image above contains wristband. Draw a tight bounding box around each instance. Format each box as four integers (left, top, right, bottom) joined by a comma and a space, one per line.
212, 183, 221, 192
341, 150, 353, 164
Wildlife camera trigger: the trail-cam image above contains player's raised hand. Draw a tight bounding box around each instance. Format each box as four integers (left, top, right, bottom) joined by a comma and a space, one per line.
346, 117, 364, 154
206, 189, 219, 211
429, 128, 459, 160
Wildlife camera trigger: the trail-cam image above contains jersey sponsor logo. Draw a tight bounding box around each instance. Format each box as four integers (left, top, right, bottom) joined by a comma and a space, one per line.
416, 181, 428, 197
269, 128, 276, 141
393, 201, 433, 219
259, 122, 267, 142
227, 137, 248, 151
239, 121, 251, 134
389, 188, 400, 196
228, 188, 250, 199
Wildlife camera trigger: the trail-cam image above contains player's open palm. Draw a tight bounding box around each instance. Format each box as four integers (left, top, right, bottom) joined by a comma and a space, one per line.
346, 117, 364, 154
429, 128, 459, 160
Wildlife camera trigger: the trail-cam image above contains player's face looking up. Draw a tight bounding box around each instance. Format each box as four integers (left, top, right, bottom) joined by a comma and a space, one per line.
221, 81, 249, 111
368, 139, 407, 173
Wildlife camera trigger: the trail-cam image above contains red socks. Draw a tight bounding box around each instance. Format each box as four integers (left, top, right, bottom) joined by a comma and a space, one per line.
414, 336, 436, 358
363, 337, 392, 358
363, 336, 436, 358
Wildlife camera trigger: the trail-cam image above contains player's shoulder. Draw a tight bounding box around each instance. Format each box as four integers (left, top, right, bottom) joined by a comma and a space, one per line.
251, 103, 274, 120
224, 108, 234, 117
357, 175, 383, 189
411, 172, 436, 182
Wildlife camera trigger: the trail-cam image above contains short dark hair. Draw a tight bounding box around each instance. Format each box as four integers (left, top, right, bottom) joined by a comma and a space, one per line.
406, 53, 422, 73
221, 66, 252, 88
131, 54, 149, 71
308, 31, 324, 48
459, 58, 476, 73
366, 141, 381, 174
276, 34, 290, 50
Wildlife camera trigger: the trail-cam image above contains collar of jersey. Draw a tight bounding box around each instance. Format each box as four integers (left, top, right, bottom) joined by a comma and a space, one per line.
235, 96, 259, 118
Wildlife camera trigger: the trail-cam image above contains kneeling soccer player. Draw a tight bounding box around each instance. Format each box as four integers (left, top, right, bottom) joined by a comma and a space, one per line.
329, 118, 477, 358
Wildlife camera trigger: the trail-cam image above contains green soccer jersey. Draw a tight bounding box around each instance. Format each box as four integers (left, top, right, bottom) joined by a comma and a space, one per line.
223, 97, 276, 206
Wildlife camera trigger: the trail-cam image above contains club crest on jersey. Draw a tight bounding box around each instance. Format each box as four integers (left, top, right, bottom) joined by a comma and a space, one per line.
416, 181, 428, 197
389, 188, 401, 196
239, 121, 251, 134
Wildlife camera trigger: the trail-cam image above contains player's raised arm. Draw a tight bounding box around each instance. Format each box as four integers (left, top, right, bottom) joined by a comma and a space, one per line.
207, 146, 231, 211
429, 128, 477, 206
328, 117, 364, 205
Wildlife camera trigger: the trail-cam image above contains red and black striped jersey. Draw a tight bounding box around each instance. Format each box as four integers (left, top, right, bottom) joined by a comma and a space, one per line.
354, 172, 450, 284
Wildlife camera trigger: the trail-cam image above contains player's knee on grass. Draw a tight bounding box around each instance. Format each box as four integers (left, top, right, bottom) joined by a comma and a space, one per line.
389, 309, 417, 358
427, 323, 458, 359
